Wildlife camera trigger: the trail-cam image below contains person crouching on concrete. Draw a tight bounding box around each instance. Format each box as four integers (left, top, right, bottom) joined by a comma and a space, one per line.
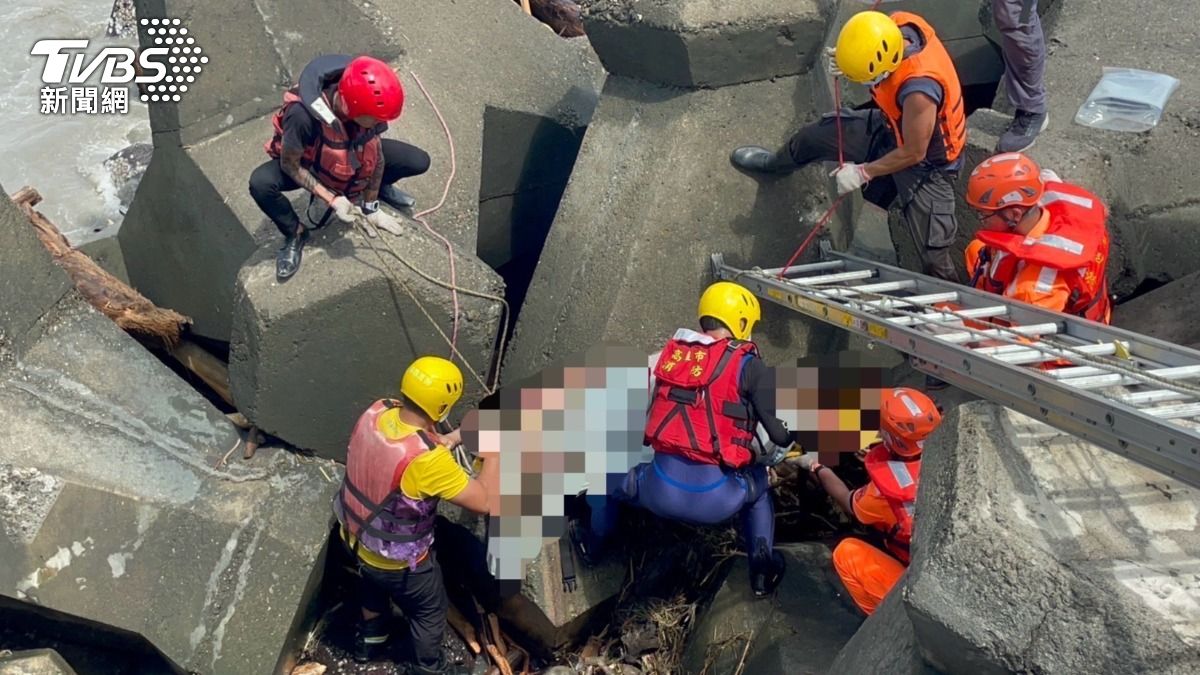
965, 152, 1112, 325
582, 281, 801, 598
249, 54, 431, 280
731, 10, 966, 284
795, 387, 940, 616
333, 356, 500, 672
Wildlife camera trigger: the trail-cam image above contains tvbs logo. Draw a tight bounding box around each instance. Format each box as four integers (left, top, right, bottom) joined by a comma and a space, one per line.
32, 17, 206, 107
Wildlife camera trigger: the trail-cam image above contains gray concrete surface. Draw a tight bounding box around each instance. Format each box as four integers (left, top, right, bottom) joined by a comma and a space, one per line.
828, 587, 941, 675
0, 183, 71, 359
502, 71, 847, 384
1114, 273, 1200, 352
229, 220, 505, 460
906, 401, 1200, 674
681, 543, 863, 675
120, 0, 602, 340
0, 209, 339, 675
0, 649, 76, 675
582, 0, 829, 88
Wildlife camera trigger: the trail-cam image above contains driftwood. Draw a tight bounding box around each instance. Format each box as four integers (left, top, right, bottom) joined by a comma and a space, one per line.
514, 0, 585, 37
12, 187, 191, 348
447, 603, 482, 655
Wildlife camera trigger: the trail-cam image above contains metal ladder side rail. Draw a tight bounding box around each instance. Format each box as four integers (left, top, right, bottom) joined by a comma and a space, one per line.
710, 252, 1200, 488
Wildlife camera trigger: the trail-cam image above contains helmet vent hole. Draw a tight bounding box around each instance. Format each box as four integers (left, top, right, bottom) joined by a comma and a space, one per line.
881, 40, 889, 52
876, 50, 882, 62
892, 53, 900, 64
868, 62, 875, 74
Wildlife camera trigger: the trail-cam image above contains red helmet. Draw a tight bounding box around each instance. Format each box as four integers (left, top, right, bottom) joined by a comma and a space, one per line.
965, 152, 1044, 211
338, 56, 404, 122
879, 388, 941, 458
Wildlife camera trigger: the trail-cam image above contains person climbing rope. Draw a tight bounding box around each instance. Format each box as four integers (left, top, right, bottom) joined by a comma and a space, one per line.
580, 281, 801, 598
249, 54, 431, 280
730, 10, 967, 284
795, 387, 940, 616
332, 356, 500, 672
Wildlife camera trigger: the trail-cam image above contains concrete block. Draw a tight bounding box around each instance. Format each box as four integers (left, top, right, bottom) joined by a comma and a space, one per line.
582, 0, 829, 88
828, 585, 941, 675
0, 184, 71, 358
681, 543, 863, 674
1114, 273, 1200, 352
0, 649, 76, 675
229, 223, 505, 460
0, 298, 338, 675
120, 0, 601, 341
503, 74, 848, 385
905, 401, 1200, 674
76, 235, 130, 286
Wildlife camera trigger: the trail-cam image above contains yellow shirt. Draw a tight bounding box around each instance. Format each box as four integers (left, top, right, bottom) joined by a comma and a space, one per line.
342, 407, 470, 570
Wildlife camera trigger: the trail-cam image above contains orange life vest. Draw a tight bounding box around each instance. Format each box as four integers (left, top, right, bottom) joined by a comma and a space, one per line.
871, 12, 967, 166
644, 332, 759, 470
265, 87, 382, 199
967, 180, 1112, 324
863, 442, 920, 564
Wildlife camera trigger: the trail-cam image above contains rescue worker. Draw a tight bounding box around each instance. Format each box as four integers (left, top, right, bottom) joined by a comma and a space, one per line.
249, 54, 431, 280
583, 281, 800, 598
333, 356, 500, 673
797, 388, 940, 616
964, 152, 1112, 324
993, 0, 1049, 152
731, 10, 967, 283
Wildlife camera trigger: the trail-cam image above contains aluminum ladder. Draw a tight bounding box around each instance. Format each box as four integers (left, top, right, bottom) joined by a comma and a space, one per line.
711, 243, 1200, 488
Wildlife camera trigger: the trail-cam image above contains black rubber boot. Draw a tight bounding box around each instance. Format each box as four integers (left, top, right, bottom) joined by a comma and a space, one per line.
568, 518, 601, 567
730, 146, 792, 174
406, 654, 449, 675
380, 183, 416, 210
354, 615, 390, 663
275, 228, 309, 280
749, 539, 786, 599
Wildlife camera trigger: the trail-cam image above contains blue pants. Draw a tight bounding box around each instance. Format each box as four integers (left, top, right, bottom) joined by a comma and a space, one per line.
588, 453, 775, 561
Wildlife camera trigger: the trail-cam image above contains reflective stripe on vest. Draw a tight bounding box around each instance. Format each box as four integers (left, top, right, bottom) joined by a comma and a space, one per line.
264, 88, 381, 197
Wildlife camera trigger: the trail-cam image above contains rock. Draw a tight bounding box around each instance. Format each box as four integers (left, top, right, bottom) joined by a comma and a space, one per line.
0, 186, 339, 675
1113, 272, 1200, 351
120, 0, 602, 342
681, 543, 863, 675
102, 143, 153, 214
581, 0, 828, 88
105, 0, 136, 39
0, 649, 76, 674
228, 220, 505, 459
905, 401, 1200, 674
828, 588, 941, 675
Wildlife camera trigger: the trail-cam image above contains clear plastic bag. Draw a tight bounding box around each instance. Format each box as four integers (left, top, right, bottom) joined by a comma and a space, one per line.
1074, 67, 1181, 133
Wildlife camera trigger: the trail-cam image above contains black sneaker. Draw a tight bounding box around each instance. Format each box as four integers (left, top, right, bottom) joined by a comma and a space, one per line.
750, 549, 786, 598
996, 110, 1049, 154
354, 633, 389, 663
380, 183, 416, 210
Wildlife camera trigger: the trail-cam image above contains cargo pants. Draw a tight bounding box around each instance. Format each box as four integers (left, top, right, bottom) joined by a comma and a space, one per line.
993, 0, 1047, 115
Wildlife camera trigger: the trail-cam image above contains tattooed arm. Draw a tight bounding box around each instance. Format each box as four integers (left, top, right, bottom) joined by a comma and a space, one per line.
362, 143, 385, 205
280, 146, 336, 205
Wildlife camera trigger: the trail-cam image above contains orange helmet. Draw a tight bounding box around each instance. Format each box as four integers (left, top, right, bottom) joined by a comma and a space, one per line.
965, 152, 1044, 211
879, 388, 941, 458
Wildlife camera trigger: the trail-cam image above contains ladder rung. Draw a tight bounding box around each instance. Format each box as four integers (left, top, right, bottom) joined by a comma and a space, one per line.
788, 270, 875, 286
888, 306, 1008, 326
992, 343, 1116, 366
816, 281, 915, 298
856, 292, 959, 311
1046, 366, 1105, 379
1119, 390, 1194, 405
1058, 365, 1200, 390
762, 260, 845, 277
933, 323, 1060, 345
1143, 403, 1200, 420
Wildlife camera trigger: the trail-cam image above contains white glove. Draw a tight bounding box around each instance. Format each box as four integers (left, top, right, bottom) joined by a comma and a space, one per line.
1039, 168, 1062, 184
830, 163, 871, 195
330, 195, 361, 223
825, 46, 843, 79
366, 209, 404, 236
796, 452, 820, 472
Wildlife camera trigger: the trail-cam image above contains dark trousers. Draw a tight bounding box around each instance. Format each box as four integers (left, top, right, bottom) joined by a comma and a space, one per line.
777, 109, 961, 282
248, 138, 430, 238
357, 553, 447, 670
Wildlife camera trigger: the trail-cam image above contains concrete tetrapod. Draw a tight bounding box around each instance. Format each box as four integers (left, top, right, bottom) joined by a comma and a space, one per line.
905, 401, 1200, 674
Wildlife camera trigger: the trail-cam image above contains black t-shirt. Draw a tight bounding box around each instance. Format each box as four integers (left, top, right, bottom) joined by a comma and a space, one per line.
279, 84, 383, 153
738, 356, 796, 448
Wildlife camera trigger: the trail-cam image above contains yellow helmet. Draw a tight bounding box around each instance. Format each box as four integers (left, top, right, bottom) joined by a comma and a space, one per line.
698, 281, 761, 341
400, 356, 464, 423
834, 11, 904, 85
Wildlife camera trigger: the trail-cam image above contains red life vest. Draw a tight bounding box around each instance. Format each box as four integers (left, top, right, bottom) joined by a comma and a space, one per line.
335, 400, 439, 565
644, 332, 759, 469
264, 87, 382, 199
871, 12, 967, 166
969, 180, 1112, 324
863, 442, 921, 564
